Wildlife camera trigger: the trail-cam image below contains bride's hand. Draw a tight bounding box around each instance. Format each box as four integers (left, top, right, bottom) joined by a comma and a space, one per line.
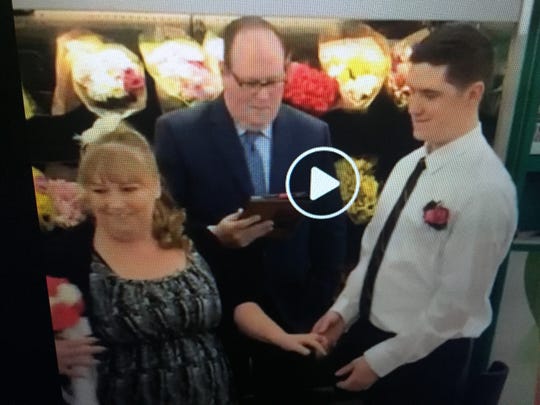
55, 336, 105, 377
275, 333, 328, 357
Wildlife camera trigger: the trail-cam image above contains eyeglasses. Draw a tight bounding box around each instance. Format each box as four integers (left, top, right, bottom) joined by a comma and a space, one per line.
228, 69, 286, 91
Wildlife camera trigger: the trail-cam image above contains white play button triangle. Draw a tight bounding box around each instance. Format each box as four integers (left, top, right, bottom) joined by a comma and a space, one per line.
310, 166, 340, 200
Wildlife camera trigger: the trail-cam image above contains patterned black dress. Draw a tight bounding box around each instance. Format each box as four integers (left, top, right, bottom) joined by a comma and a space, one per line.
88, 250, 233, 405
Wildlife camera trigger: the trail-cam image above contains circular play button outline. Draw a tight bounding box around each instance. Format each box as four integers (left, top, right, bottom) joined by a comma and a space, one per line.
285, 146, 361, 219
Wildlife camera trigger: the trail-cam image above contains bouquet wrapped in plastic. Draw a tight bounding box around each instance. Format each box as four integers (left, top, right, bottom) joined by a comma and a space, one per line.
139, 29, 223, 112
335, 157, 379, 224
47, 276, 98, 405
387, 28, 430, 108
51, 30, 147, 118
283, 62, 339, 116
32, 167, 86, 231
22, 85, 37, 119
319, 25, 391, 111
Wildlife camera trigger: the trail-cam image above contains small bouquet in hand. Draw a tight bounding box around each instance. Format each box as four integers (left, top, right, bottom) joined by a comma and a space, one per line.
47, 276, 99, 405
32, 167, 86, 231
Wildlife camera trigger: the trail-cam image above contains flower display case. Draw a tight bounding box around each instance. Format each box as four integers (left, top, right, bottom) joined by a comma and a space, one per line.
12, 4, 520, 260
13, 4, 520, 164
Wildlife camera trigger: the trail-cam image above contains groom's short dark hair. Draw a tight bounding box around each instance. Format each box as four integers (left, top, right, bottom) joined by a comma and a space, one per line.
410, 23, 494, 89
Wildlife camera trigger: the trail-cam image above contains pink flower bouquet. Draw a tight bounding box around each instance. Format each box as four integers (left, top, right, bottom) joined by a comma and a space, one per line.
139, 33, 223, 112
32, 167, 86, 231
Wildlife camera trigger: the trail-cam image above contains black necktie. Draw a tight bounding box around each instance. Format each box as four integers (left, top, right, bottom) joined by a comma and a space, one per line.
359, 156, 426, 320
241, 131, 266, 196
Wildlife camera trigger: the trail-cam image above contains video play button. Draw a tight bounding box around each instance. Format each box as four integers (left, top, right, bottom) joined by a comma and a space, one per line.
310, 167, 340, 200
286, 146, 361, 219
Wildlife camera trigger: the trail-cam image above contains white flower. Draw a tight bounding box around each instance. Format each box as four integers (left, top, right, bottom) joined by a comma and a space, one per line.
203, 37, 224, 62
85, 70, 126, 101
76, 115, 123, 145
56, 283, 82, 306
342, 74, 379, 100
147, 41, 206, 78
72, 48, 137, 101
147, 41, 205, 64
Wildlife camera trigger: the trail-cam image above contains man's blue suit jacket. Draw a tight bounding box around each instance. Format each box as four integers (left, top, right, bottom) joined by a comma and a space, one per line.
154, 97, 346, 333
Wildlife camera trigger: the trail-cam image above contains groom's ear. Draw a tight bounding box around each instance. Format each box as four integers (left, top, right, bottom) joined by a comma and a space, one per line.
466, 81, 485, 103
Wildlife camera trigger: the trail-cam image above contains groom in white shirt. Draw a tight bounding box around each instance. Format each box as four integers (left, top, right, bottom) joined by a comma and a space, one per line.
312, 23, 518, 404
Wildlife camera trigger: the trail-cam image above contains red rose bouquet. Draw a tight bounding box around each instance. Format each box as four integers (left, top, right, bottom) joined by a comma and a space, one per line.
47, 276, 98, 405
283, 62, 339, 116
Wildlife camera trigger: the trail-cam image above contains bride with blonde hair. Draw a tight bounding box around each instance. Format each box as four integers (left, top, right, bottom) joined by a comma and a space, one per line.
46, 120, 234, 405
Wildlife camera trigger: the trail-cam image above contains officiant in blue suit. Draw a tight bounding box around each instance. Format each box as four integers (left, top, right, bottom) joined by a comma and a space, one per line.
154, 16, 346, 404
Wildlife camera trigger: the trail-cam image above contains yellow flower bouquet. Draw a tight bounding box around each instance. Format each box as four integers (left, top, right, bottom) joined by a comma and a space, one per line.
22, 85, 37, 119
319, 25, 391, 111
335, 157, 379, 224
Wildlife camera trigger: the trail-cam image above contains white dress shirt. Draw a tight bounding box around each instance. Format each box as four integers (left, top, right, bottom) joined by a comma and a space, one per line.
331, 123, 518, 377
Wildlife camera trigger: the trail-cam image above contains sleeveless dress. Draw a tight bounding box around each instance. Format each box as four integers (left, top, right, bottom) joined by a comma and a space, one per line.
88, 250, 234, 405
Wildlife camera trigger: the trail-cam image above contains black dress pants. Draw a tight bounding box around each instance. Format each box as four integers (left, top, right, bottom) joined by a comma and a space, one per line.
324, 318, 473, 405
248, 340, 329, 405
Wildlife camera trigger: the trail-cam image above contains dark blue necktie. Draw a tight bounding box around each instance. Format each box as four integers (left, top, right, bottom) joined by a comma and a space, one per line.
241, 131, 266, 196
359, 156, 426, 319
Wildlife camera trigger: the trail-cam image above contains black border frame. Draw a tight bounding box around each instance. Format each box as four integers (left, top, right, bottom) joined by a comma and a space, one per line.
2, 2, 63, 404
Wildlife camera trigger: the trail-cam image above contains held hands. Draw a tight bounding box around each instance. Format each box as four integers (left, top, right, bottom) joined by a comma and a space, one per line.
275, 332, 328, 357
211, 208, 273, 247
313, 312, 379, 390
335, 356, 379, 391
55, 336, 106, 377
311, 310, 346, 351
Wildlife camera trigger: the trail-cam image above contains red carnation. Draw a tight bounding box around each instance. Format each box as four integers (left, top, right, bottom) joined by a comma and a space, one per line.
283, 62, 339, 116
423, 201, 450, 230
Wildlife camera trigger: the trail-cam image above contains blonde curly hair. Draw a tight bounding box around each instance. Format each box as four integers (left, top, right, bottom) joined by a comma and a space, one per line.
77, 122, 192, 252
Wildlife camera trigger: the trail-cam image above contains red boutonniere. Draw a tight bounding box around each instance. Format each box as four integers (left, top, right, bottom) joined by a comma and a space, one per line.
423, 200, 449, 230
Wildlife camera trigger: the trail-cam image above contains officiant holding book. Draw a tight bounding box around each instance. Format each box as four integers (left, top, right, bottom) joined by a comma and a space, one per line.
154, 16, 346, 404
